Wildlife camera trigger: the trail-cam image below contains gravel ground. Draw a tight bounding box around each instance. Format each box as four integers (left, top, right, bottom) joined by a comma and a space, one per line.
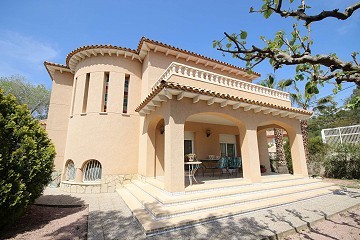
1, 205, 88, 240
284, 206, 360, 240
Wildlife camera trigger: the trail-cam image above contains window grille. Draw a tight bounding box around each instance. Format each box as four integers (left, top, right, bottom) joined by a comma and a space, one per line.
321, 125, 360, 144
83, 160, 102, 182
65, 160, 76, 181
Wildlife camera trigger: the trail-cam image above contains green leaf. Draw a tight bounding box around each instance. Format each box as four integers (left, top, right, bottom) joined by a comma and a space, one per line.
240, 31, 248, 40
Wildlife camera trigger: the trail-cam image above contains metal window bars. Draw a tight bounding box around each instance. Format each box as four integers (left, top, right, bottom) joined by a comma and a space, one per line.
83, 160, 102, 182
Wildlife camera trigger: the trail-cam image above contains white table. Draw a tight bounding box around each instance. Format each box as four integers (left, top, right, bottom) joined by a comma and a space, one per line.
184, 161, 202, 185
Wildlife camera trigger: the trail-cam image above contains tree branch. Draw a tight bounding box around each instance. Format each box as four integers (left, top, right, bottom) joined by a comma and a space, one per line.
268, 2, 360, 26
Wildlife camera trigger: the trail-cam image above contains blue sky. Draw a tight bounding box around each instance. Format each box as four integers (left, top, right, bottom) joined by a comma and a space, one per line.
0, 0, 359, 106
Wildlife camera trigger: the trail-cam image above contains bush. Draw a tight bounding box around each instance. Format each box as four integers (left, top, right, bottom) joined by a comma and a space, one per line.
0, 88, 55, 229
307, 136, 330, 176
323, 144, 360, 179
283, 139, 293, 174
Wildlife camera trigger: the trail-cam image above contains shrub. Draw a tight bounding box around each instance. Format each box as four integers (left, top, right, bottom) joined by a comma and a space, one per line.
307, 136, 330, 176
323, 144, 360, 179
0, 88, 55, 229
283, 139, 293, 174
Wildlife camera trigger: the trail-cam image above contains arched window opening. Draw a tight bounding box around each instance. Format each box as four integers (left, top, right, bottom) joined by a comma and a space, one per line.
65, 160, 76, 181
83, 160, 102, 182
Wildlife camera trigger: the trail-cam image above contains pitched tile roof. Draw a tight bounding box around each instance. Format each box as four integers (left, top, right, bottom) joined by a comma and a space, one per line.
61, 37, 259, 77
137, 37, 260, 77
135, 81, 312, 116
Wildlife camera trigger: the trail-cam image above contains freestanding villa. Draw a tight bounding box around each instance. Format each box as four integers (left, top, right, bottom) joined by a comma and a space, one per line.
44, 37, 335, 234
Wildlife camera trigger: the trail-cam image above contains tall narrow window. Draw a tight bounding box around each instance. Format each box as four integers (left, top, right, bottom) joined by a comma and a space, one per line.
71, 77, 78, 115
102, 72, 110, 112
82, 73, 90, 113
123, 75, 130, 113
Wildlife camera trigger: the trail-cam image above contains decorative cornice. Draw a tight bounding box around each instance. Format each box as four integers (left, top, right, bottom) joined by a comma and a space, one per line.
135, 81, 312, 119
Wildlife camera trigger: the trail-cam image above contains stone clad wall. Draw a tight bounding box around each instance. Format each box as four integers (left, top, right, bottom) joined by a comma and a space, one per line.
60, 174, 138, 193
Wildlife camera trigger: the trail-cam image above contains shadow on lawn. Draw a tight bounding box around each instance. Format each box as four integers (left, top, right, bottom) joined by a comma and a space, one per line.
1, 194, 87, 240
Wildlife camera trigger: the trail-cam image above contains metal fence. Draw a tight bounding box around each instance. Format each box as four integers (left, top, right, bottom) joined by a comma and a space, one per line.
321, 125, 360, 144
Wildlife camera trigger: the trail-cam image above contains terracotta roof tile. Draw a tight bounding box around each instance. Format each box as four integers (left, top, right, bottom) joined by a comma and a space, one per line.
60, 37, 259, 78
135, 81, 312, 116
137, 37, 261, 77
65, 44, 137, 66
44, 61, 69, 69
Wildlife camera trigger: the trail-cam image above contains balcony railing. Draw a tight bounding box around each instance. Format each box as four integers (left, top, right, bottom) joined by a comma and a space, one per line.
152, 62, 290, 101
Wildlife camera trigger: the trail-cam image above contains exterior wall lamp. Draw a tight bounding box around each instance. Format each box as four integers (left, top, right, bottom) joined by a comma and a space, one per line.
206, 129, 212, 138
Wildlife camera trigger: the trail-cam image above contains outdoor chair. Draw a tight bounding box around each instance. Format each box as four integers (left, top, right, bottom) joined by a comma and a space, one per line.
228, 156, 242, 176
205, 156, 229, 177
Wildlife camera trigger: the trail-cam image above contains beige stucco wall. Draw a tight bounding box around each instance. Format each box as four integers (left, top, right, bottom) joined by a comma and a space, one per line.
46, 71, 74, 170
64, 55, 142, 177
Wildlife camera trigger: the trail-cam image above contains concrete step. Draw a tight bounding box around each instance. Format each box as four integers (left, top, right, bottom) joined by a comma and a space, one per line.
118, 183, 338, 235
132, 177, 324, 205
150, 182, 335, 218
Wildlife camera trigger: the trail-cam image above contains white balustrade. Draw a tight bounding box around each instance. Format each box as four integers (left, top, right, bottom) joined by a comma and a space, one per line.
151, 62, 290, 101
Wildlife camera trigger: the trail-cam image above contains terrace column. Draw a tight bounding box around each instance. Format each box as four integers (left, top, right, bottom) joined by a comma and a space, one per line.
289, 123, 308, 177
240, 123, 262, 183
257, 130, 271, 171
164, 115, 185, 192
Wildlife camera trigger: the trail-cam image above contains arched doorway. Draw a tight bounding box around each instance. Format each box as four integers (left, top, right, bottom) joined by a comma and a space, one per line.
257, 119, 307, 177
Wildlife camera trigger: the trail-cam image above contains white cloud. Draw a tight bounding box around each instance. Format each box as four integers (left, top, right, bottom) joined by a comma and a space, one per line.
0, 31, 58, 64
0, 31, 59, 83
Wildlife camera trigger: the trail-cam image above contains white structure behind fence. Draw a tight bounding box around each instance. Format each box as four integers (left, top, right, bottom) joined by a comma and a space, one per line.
321, 125, 360, 144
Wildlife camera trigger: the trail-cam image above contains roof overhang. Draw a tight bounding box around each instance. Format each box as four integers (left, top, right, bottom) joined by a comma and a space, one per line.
49, 37, 260, 79
44, 61, 72, 81
136, 82, 312, 120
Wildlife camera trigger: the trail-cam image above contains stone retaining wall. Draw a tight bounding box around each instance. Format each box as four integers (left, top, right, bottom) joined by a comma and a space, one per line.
60, 174, 138, 193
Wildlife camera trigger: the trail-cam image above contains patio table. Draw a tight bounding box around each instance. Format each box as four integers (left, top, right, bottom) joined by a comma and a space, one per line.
184, 161, 202, 185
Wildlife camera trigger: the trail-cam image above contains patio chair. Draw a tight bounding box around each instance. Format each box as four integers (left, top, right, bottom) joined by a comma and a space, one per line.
204, 156, 228, 177
228, 156, 242, 176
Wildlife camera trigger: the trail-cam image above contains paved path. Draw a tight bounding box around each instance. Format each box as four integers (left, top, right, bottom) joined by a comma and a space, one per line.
36, 187, 360, 240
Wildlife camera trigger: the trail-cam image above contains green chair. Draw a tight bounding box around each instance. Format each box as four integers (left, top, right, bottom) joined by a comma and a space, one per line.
229, 156, 242, 176
215, 156, 229, 177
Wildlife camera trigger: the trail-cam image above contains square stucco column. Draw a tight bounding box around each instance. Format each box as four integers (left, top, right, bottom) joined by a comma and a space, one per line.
257, 130, 271, 171
240, 126, 262, 183
164, 117, 185, 192
290, 124, 309, 177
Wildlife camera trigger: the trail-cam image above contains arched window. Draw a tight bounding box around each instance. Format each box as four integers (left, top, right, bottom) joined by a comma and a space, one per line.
83, 160, 102, 182
64, 160, 76, 181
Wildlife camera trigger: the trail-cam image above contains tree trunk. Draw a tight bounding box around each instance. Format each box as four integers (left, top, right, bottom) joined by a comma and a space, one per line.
274, 128, 288, 173
300, 119, 309, 163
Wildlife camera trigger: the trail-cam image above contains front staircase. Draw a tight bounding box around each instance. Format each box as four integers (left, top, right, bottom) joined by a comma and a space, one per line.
118, 175, 338, 236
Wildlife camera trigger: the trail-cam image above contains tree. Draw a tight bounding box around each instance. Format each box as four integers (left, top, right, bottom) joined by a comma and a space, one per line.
0, 75, 51, 119
0, 88, 55, 229
213, 1, 360, 89
259, 75, 292, 172
289, 80, 333, 162
345, 87, 360, 110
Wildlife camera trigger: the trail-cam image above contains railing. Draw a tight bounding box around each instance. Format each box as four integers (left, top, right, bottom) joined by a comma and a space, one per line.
152, 62, 290, 101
